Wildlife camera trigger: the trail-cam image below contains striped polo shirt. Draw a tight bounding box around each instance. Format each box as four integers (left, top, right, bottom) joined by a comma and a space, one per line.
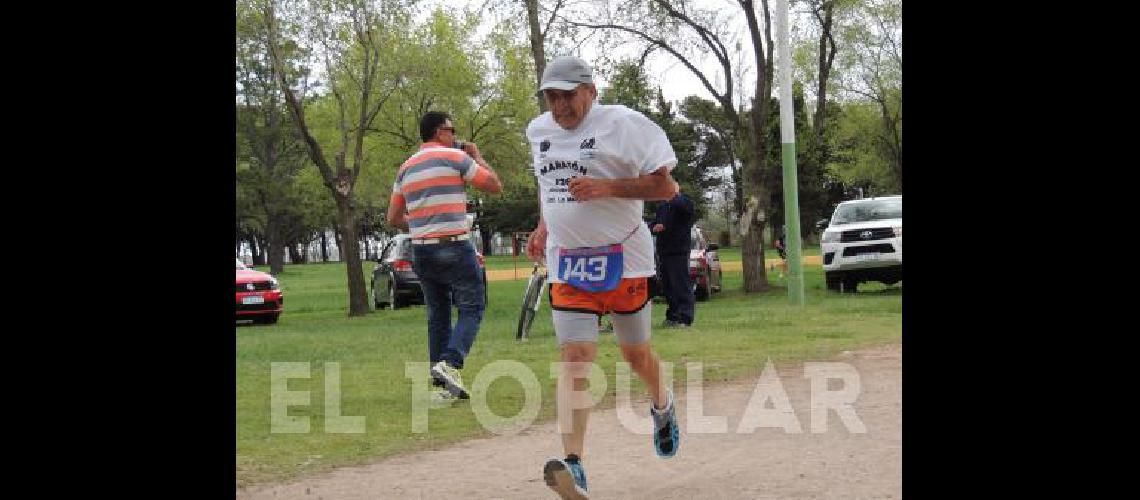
390, 142, 493, 239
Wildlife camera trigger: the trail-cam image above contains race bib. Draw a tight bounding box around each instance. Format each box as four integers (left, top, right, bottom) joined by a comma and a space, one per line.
557, 244, 624, 292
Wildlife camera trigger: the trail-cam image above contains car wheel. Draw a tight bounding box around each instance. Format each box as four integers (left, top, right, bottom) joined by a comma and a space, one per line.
825, 272, 842, 292
695, 271, 711, 302
841, 279, 859, 293
257, 313, 279, 325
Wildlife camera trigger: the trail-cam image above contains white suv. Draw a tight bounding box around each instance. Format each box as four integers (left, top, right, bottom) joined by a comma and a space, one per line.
820, 196, 902, 292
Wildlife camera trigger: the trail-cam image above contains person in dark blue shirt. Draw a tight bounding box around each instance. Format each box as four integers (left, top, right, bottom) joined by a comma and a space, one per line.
651, 183, 696, 327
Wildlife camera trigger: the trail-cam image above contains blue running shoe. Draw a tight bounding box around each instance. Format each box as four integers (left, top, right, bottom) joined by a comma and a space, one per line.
651, 391, 680, 458
543, 457, 588, 499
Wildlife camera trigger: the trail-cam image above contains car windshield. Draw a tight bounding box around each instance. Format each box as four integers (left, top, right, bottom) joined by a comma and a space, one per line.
236, 259, 247, 270
831, 199, 902, 225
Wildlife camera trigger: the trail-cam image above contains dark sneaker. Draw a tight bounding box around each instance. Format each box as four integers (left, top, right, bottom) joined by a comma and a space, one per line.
651, 391, 680, 458
543, 457, 588, 499
430, 361, 469, 399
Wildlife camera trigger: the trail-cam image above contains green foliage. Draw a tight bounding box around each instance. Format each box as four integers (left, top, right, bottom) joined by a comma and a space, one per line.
757, 82, 831, 236
237, 0, 322, 263
599, 61, 725, 220
826, 98, 899, 193
358, 8, 542, 237
831, 0, 902, 194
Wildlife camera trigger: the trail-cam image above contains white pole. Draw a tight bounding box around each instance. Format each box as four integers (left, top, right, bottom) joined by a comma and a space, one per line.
775, 0, 805, 304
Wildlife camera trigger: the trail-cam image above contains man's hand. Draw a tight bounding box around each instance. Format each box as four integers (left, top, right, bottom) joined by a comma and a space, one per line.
460, 140, 503, 194
526, 220, 547, 263
568, 176, 612, 201
652, 223, 665, 233
461, 141, 482, 159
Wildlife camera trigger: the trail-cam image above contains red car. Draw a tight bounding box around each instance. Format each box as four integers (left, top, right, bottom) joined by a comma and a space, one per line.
688, 227, 723, 301
236, 259, 283, 324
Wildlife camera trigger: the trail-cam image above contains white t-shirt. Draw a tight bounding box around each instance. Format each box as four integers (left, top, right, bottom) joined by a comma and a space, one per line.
526, 103, 678, 283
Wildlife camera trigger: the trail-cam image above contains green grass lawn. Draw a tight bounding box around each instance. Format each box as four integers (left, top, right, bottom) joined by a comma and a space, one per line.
480, 244, 820, 271
237, 257, 899, 487
482, 253, 537, 271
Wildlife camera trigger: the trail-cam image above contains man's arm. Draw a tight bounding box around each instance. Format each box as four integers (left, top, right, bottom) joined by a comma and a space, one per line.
461, 142, 503, 194
526, 215, 547, 263
526, 180, 546, 263
386, 193, 408, 231
567, 166, 677, 202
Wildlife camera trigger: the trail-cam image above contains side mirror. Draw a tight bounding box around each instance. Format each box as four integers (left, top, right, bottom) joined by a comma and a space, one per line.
707, 243, 719, 252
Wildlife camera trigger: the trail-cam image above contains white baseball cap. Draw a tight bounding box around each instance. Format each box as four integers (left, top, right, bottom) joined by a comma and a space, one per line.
537, 56, 594, 95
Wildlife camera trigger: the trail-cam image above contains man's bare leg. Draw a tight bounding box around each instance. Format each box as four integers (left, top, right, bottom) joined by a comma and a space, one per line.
619, 341, 667, 409
558, 341, 597, 458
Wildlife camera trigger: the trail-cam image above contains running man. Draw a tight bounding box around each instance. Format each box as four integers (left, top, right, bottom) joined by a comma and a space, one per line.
525, 55, 681, 499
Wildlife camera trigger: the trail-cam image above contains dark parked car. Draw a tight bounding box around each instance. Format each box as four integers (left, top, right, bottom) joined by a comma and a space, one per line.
371, 234, 488, 310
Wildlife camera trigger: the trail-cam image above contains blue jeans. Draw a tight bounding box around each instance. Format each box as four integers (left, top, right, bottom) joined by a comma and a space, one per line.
412, 240, 485, 370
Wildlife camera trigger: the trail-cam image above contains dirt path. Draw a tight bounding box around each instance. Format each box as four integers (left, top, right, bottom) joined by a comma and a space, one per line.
237, 344, 901, 499
486, 256, 822, 282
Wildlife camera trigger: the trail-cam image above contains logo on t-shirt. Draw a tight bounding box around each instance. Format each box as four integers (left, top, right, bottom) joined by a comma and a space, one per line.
579, 137, 595, 149
540, 140, 551, 152
539, 160, 587, 176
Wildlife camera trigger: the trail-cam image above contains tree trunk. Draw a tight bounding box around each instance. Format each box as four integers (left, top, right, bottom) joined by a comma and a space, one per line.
525, 0, 548, 113
286, 243, 302, 264
740, 94, 772, 292
877, 99, 902, 192
335, 196, 370, 316
333, 226, 343, 262
250, 235, 264, 266
480, 225, 494, 256
813, 1, 836, 146
740, 152, 771, 293
733, 166, 744, 217
321, 230, 329, 262
266, 217, 285, 275
738, 0, 774, 293
741, 222, 769, 292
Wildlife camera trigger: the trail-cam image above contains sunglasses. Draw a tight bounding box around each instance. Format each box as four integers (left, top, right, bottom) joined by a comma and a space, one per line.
438, 126, 456, 132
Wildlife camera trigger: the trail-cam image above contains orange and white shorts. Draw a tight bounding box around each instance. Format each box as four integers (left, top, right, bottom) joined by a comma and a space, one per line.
548, 277, 652, 345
